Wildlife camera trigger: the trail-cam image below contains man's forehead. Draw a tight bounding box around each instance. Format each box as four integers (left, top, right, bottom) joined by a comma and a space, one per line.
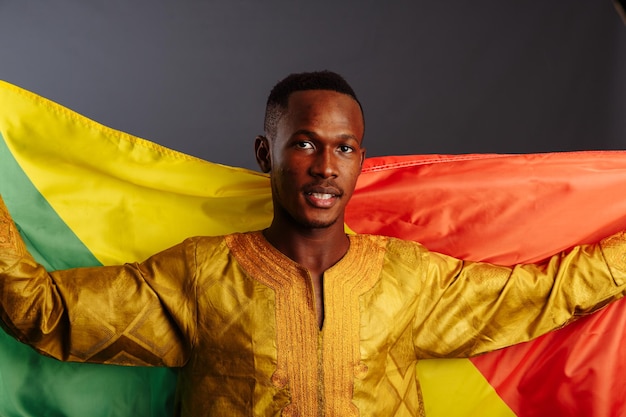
273, 91, 364, 143
284, 90, 362, 118
287, 89, 358, 104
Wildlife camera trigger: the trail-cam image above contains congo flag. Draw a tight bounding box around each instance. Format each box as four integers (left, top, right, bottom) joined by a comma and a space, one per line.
1, 79, 626, 416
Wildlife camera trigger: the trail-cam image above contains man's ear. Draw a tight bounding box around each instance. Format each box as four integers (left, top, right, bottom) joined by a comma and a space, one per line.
359, 147, 366, 170
255, 135, 272, 173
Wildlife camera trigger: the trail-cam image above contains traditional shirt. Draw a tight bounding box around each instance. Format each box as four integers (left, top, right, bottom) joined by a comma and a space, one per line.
1, 199, 626, 416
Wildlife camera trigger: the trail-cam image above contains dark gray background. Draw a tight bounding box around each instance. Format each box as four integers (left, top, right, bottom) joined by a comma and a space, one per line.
1, 1, 624, 170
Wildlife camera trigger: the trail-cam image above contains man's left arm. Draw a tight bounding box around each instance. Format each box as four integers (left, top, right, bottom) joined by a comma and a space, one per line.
411, 231, 626, 358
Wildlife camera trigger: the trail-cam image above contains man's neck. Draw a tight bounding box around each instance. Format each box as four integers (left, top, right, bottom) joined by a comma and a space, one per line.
263, 220, 350, 277
263, 219, 349, 329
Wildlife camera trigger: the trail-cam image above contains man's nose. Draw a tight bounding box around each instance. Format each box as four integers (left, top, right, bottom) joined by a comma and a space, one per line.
310, 148, 338, 178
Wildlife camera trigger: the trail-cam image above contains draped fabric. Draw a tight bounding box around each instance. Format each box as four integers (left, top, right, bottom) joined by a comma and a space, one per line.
1, 79, 625, 416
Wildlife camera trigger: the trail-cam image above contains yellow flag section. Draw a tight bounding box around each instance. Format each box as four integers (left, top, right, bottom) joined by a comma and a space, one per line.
0, 80, 515, 416
0, 80, 273, 265
417, 360, 515, 416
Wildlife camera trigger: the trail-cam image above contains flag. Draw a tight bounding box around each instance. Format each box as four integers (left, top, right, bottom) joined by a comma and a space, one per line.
1, 79, 626, 416
346, 153, 626, 416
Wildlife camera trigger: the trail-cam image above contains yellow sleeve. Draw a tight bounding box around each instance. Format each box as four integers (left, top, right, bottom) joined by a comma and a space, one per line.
0, 196, 195, 367
408, 233, 626, 358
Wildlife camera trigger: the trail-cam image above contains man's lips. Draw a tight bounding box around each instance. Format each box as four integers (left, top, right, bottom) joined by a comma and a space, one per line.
303, 186, 342, 208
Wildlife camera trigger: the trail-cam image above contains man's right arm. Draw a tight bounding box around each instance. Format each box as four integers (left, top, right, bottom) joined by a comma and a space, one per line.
0, 195, 195, 367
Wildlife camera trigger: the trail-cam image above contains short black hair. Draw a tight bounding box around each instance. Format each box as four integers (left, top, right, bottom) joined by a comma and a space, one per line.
263, 70, 363, 139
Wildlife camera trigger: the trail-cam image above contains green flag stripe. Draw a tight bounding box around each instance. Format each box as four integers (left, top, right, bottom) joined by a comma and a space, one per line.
0, 133, 176, 417
0, 133, 100, 270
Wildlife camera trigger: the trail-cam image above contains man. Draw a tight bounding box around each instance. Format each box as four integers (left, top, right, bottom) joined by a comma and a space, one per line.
1, 70, 625, 416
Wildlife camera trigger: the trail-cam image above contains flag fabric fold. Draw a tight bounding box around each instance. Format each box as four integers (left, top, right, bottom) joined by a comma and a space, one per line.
1, 79, 625, 416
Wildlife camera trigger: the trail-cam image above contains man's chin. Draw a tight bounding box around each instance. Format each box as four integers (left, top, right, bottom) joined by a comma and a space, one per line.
300, 217, 339, 229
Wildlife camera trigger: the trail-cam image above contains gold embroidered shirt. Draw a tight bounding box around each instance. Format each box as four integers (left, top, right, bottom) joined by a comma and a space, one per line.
2, 200, 626, 416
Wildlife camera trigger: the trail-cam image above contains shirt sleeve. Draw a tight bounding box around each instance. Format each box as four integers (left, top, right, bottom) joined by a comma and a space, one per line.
0, 196, 196, 367
409, 232, 626, 358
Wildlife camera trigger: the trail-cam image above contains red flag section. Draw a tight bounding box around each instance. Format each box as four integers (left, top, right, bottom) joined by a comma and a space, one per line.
346, 152, 626, 416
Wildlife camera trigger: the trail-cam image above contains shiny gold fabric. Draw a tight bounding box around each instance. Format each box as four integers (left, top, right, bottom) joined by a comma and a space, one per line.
1, 198, 626, 416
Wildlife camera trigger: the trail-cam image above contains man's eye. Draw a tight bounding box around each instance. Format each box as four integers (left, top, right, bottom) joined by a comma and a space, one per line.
296, 142, 313, 149
339, 145, 354, 153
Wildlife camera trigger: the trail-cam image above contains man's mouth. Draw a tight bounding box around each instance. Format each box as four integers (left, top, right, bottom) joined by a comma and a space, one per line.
310, 192, 334, 200
304, 187, 341, 208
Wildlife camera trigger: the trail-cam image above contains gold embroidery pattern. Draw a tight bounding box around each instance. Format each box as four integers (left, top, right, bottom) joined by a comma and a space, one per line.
322, 235, 386, 417
226, 232, 319, 417
227, 232, 388, 417
600, 231, 626, 283
0, 201, 27, 256
383, 324, 424, 416
0, 217, 13, 248
0, 205, 15, 248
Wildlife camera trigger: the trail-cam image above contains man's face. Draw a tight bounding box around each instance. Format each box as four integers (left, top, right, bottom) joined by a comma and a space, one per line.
257, 90, 365, 229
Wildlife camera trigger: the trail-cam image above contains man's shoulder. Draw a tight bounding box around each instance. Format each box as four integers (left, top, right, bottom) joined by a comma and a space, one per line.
350, 233, 427, 256
187, 231, 258, 244
350, 234, 430, 283
182, 233, 233, 256
182, 232, 266, 266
